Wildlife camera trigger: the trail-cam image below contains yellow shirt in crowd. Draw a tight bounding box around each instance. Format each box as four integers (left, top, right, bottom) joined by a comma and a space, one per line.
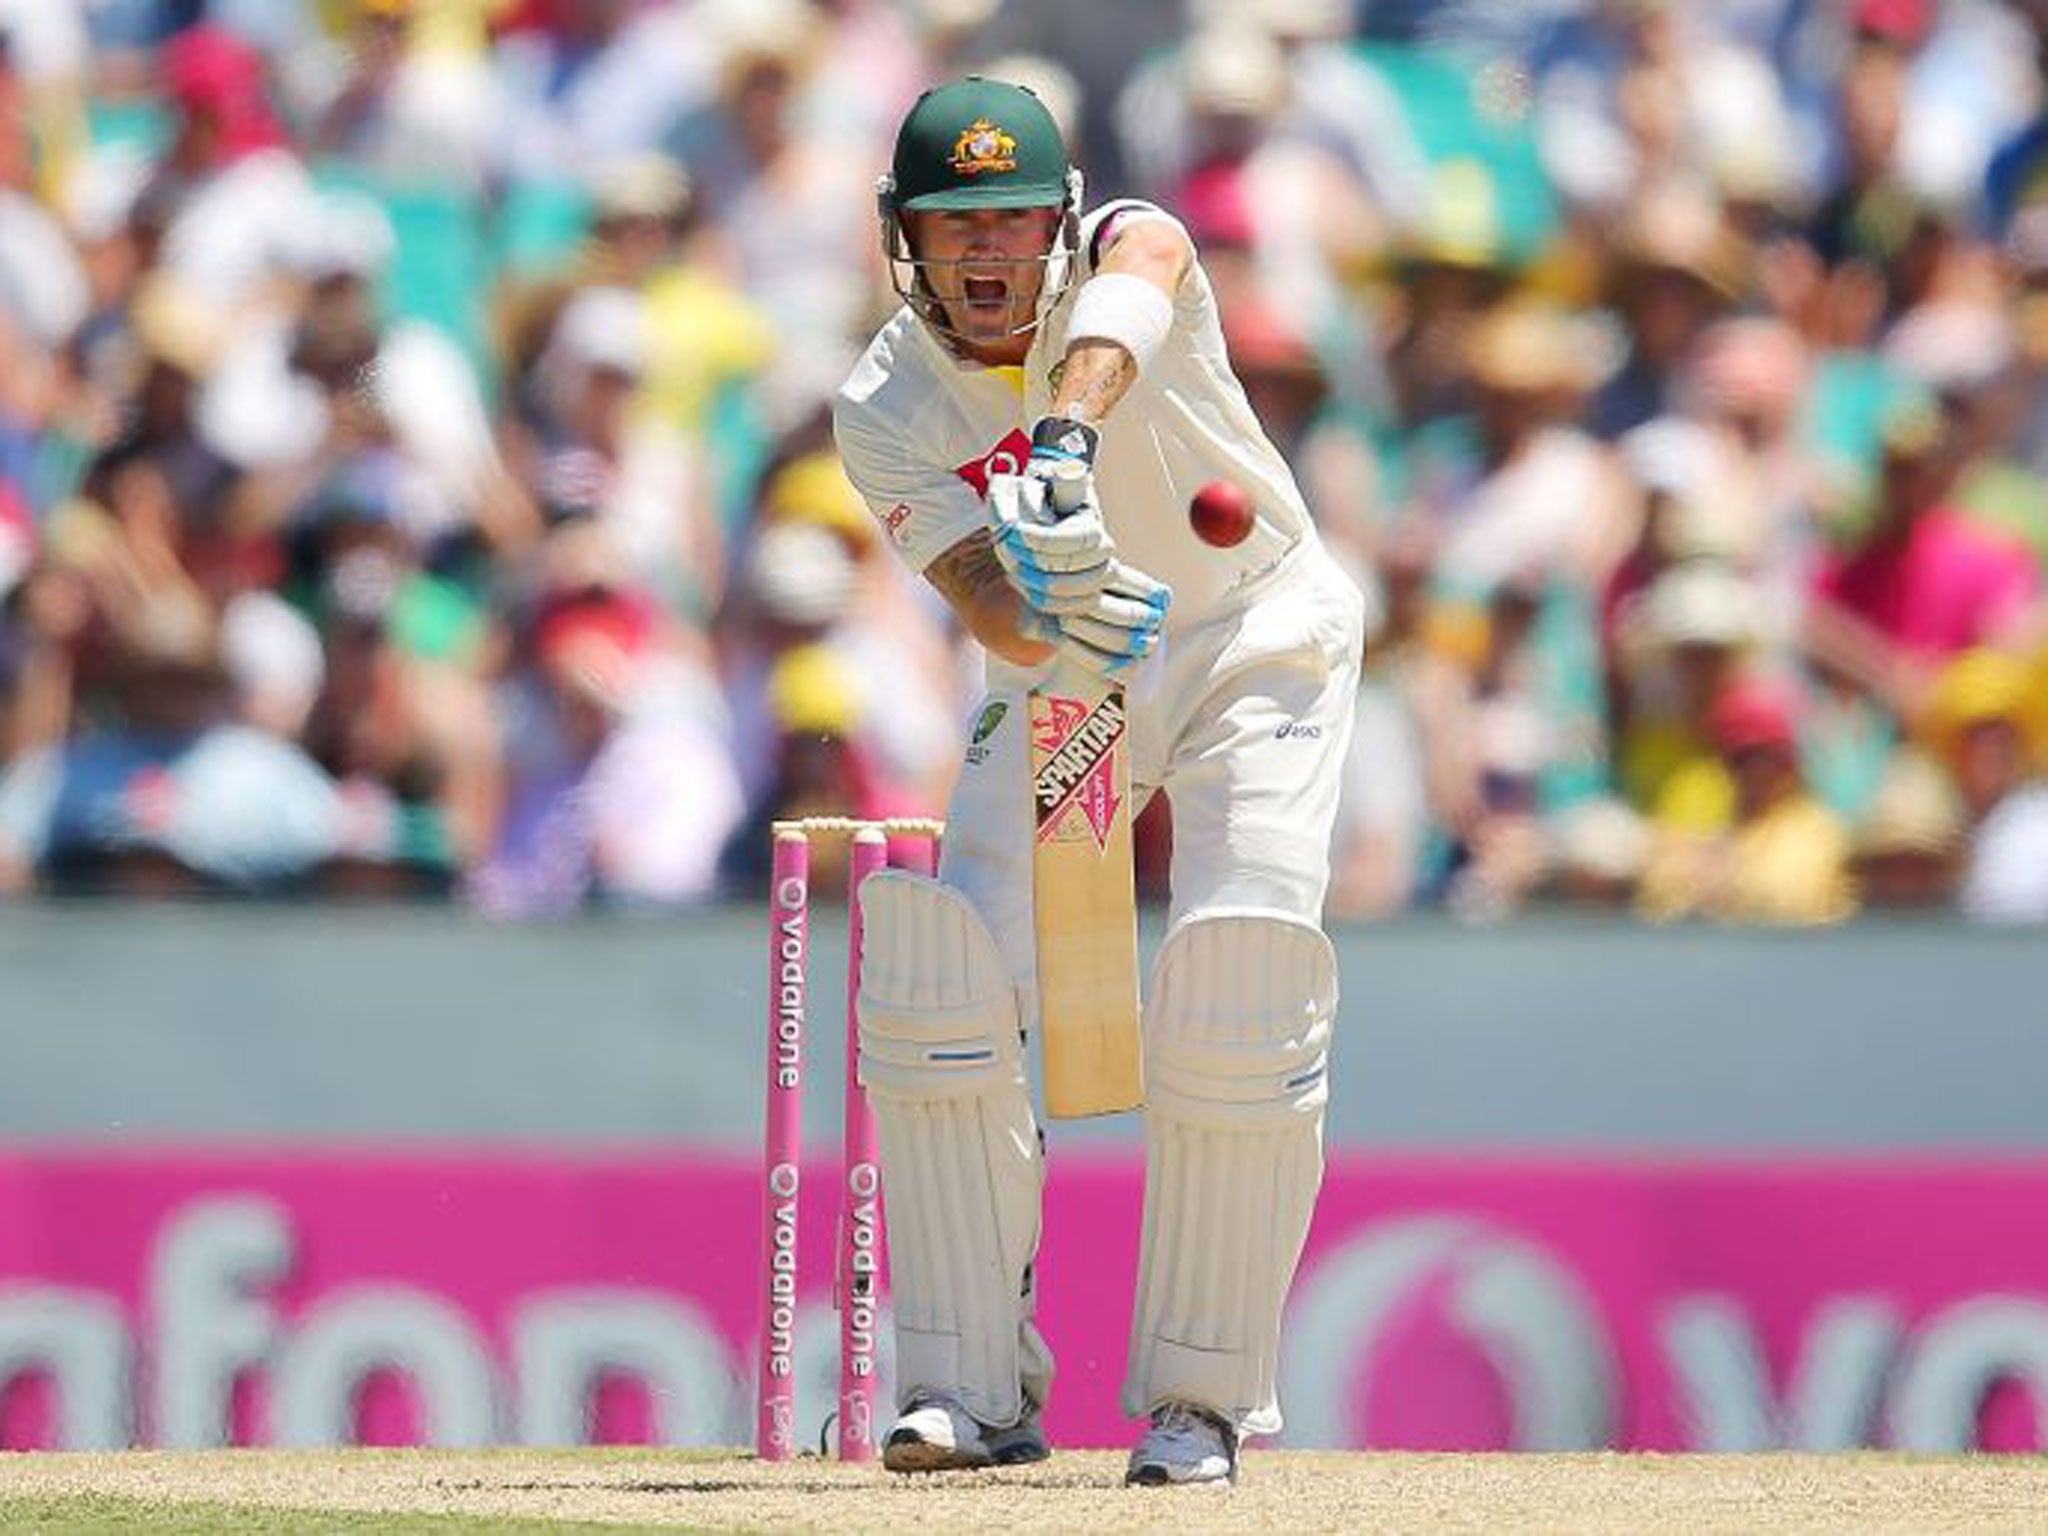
1639, 762, 1855, 926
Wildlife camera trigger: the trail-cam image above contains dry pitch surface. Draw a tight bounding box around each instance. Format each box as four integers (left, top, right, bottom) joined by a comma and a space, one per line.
3, 1449, 2047, 1535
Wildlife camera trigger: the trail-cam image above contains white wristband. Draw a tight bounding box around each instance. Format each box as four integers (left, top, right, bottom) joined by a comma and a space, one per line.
1064, 272, 1175, 376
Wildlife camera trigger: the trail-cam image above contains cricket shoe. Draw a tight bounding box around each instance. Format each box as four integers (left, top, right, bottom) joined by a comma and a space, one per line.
984, 1404, 1050, 1466
882, 1396, 995, 1472
1125, 1402, 1239, 1486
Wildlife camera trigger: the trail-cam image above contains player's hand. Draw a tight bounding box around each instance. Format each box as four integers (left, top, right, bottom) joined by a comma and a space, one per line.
987, 414, 1114, 610
1023, 563, 1171, 678
987, 474, 1116, 608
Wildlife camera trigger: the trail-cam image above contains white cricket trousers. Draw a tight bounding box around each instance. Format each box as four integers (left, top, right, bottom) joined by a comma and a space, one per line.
942, 538, 1365, 963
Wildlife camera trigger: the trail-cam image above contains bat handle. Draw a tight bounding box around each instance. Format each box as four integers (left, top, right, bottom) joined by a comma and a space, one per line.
1042, 457, 1090, 520
1037, 454, 1111, 695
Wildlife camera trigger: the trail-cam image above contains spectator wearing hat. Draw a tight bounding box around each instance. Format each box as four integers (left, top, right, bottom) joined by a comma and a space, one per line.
1611, 557, 1767, 815
1921, 647, 2048, 921
469, 553, 743, 915
721, 516, 860, 799
197, 189, 395, 475
506, 283, 720, 617
1806, 391, 2044, 721
717, 438, 959, 820
1827, 0, 2037, 226
146, 24, 329, 314
57, 143, 159, 459
1385, 160, 1520, 407
1807, 14, 1917, 273
497, 148, 775, 545
498, 153, 699, 379
717, 640, 894, 899
1541, 795, 1651, 911
1605, 410, 1777, 669
766, 442, 960, 806
1886, 299, 2048, 582
1413, 301, 1626, 841
1590, 179, 1749, 440
83, 271, 236, 539
1432, 297, 1632, 595
1839, 16, 2001, 224
684, 0, 874, 430
1684, 319, 1825, 627
502, 151, 771, 427
1299, 160, 1517, 588
199, 182, 523, 577
1850, 747, 1966, 910
1638, 675, 1856, 926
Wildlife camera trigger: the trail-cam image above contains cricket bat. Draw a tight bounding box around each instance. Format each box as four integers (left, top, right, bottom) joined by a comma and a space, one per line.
1028, 460, 1143, 1118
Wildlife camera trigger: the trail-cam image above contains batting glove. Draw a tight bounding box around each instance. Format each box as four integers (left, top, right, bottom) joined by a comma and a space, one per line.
988, 415, 1114, 611
1022, 562, 1171, 678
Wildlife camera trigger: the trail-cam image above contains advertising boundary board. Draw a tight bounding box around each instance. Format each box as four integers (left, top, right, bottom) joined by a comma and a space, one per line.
2, 1150, 2046, 1453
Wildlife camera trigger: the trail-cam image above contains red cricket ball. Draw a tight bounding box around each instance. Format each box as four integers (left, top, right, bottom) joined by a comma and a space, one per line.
1189, 479, 1256, 547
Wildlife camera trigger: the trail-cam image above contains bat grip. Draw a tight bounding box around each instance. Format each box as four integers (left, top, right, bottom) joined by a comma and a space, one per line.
1042, 457, 1090, 520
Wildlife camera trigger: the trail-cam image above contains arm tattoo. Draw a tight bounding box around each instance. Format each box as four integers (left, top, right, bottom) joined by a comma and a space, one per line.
925, 529, 1012, 612
1053, 343, 1139, 428
926, 527, 1047, 662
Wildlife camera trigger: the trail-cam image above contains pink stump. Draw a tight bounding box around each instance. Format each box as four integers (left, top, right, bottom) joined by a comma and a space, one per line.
758, 830, 808, 1460
837, 829, 887, 1460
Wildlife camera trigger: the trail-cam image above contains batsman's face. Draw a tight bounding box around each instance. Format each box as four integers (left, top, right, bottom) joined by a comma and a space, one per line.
906, 206, 1062, 357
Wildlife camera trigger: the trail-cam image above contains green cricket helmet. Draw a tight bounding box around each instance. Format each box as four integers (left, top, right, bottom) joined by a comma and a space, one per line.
878, 76, 1084, 344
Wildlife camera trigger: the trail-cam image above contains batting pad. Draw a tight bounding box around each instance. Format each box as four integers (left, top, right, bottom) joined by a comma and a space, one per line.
856, 871, 1046, 1428
1123, 910, 1336, 1437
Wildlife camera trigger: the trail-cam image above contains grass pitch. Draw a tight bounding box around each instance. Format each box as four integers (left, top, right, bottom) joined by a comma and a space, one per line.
3, 1448, 2046, 1534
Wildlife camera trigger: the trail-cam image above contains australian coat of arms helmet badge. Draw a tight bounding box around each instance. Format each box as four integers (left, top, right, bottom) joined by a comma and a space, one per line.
950, 118, 1018, 176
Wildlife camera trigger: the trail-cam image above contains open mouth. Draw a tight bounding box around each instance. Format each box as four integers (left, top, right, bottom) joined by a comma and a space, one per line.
962, 275, 1010, 312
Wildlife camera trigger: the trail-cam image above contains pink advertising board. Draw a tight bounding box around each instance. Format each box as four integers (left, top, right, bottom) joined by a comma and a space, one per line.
1, 1150, 2046, 1453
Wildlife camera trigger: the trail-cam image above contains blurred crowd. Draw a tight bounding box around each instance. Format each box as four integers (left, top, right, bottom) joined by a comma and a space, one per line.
0, 0, 2044, 925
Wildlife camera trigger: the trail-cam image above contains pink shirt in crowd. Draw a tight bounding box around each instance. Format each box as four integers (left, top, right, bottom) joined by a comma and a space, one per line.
1813, 505, 2041, 660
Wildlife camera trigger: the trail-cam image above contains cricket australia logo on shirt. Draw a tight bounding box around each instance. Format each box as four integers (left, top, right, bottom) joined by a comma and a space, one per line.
1031, 692, 1125, 851
964, 700, 1008, 766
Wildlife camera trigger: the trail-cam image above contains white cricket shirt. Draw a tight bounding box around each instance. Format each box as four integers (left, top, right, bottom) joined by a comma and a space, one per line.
833, 201, 1314, 636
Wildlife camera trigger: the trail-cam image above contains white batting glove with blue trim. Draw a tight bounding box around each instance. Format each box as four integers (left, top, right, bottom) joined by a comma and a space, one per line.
1020, 562, 1172, 678
987, 414, 1118, 611
987, 472, 1117, 608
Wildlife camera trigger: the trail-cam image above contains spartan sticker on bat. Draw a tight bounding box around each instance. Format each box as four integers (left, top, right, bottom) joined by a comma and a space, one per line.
1031, 690, 1126, 849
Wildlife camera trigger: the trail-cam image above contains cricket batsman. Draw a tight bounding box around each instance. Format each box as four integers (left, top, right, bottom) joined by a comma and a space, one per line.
832, 78, 1364, 1484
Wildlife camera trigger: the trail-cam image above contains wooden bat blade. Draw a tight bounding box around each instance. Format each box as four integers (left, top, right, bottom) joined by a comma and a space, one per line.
1028, 679, 1143, 1118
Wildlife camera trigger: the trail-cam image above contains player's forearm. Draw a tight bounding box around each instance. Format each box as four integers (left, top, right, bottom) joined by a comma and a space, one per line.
926, 529, 1056, 666
1049, 339, 1140, 428
1049, 219, 1191, 427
